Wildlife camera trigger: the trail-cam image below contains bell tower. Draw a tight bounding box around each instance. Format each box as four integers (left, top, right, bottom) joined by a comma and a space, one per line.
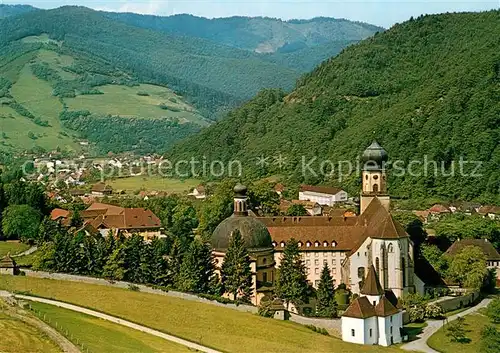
360, 141, 390, 214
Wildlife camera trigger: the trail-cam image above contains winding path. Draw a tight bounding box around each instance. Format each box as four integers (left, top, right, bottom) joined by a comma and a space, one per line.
401, 298, 492, 353
14, 294, 222, 353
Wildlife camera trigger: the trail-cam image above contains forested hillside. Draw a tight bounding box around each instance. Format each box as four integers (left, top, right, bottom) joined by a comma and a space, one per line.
105, 13, 382, 70
0, 6, 302, 118
0, 4, 37, 19
168, 11, 500, 203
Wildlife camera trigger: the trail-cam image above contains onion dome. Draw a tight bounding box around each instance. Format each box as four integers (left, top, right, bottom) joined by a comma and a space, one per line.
361, 140, 388, 169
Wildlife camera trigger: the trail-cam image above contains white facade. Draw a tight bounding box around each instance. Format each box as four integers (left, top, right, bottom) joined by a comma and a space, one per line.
299, 190, 348, 206
274, 250, 346, 288
342, 317, 378, 345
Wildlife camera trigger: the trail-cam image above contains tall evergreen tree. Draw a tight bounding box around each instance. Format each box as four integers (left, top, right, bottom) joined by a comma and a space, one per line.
221, 229, 252, 301
316, 263, 337, 317
176, 239, 214, 293
275, 238, 309, 309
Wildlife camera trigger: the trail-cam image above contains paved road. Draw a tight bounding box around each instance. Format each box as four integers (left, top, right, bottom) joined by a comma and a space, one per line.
14, 294, 222, 353
401, 298, 492, 353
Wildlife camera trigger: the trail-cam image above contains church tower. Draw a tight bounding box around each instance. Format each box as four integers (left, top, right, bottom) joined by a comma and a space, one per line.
360, 141, 390, 214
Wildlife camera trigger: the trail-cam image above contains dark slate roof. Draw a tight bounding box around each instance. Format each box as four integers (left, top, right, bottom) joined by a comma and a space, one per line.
361, 265, 385, 296
342, 296, 376, 319
0, 255, 16, 268
375, 296, 400, 317
211, 215, 273, 252
445, 239, 500, 261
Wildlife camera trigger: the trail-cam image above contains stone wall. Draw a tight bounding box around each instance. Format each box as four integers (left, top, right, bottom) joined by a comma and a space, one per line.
24, 270, 258, 314
288, 312, 341, 335
434, 291, 480, 313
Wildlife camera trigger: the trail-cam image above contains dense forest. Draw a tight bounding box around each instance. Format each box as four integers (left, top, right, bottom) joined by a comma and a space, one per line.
168, 11, 500, 203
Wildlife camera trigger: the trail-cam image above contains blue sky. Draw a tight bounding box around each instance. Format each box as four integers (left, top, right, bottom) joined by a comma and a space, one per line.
4, 0, 499, 27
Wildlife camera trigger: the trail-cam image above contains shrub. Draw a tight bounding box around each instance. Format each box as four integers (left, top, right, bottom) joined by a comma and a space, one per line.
486, 298, 500, 324
257, 300, 274, 318
425, 303, 444, 319
408, 305, 426, 323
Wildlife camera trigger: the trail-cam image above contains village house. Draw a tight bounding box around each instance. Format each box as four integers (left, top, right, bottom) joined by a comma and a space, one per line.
427, 204, 451, 221
279, 199, 323, 216
274, 183, 285, 196
91, 183, 113, 196
477, 206, 500, 220
82, 203, 162, 241
445, 238, 500, 282
188, 185, 207, 199
299, 185, 348, 206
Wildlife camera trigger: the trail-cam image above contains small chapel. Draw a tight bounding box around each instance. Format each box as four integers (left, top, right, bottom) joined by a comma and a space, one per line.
341, 265, 403, 346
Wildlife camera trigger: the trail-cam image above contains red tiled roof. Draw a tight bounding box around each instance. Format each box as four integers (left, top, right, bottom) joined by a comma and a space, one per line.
88, 207, 161, 230
299, 184, 344, 195
50, 208, 70, 220
428, 204, 450, 213
260, 197, 408, 254
360, 265, 384, 296
477, 206, 500, 215
375, 296, 400, 317
342, 296, 376, 319
274, 183, 285, 192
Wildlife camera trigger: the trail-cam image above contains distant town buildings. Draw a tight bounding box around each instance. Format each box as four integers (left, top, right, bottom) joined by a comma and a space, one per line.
299, 185, 348, 206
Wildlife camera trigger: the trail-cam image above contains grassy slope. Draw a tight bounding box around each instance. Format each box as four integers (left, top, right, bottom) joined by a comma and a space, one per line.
29, 302, 191, 353
65, 84, 207, 124
106, 176, 201, 194
0, 276, 401, 353
0, 307, 61, 353
0, 43, 207, 153
0, 241, 30, 257
427, 311, 499, 352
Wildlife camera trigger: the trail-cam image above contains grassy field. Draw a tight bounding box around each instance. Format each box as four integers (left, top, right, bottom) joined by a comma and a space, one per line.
64, 84, 208, 125
1, 46, 207, 153
107, 176, 201, 194
29, 301, 192, 353
7, 62, 79, 152
0, 276, 401, 353
0, 241, 30, 257
427, 311, 499, 352
0, 305, 61, 353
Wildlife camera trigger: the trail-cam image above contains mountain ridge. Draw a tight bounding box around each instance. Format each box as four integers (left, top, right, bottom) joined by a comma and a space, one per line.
167, 10, 500, 203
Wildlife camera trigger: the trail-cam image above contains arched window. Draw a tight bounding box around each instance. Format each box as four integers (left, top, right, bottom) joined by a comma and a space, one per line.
306, 241, 311, 247
315, 241, 320, 247
332, 241, 337, 247
263, 257, 267, 264
375, 257, 380, 275
401, 257, 406, 287
388, 244, 394, 253
272, 242, 277, 247
298, 241, 303, 247
280, 242, 285, 248
373, 184, 379, 193
323, 241, 328, 247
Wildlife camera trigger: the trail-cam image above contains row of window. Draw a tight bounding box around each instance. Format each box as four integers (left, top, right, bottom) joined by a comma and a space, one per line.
305, 259, 338, 267
274, 241, 338, 248
304, 252, 345, 258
